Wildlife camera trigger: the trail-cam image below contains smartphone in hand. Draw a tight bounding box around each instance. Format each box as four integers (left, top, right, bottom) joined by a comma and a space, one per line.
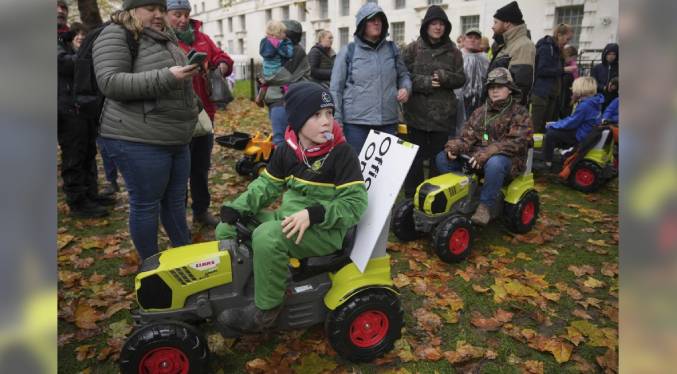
186, 49, 207, 66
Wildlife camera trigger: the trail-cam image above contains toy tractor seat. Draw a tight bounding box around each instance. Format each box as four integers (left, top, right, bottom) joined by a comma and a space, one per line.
291, 226, 358, 282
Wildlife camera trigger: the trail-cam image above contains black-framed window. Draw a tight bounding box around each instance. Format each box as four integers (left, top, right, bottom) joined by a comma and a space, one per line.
555, 5, 585, 47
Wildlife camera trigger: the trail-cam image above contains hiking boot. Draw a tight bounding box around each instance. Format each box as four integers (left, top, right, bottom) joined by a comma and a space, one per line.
218, 303, 282, 333
69, 199, 109, 219
89, 193, 116, 206
100, 182, 119, 198
471, 203, 491, 226
194, 211, 219, 228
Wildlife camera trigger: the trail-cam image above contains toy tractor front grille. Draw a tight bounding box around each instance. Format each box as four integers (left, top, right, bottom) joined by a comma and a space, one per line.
169, 267, 198, 285
137, 274, 173, 310
417, 183, 448, 215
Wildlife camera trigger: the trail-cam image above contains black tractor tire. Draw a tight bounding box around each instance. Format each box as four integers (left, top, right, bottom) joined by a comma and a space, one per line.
391, 200, 423, 242
326, 289, 403, 363
119, 320, 209, 374
235, 158, 252, 176
569, 160, 603, 193
504, 189, 540, 234
252, 162, 268, 177
431, 215, 474, 263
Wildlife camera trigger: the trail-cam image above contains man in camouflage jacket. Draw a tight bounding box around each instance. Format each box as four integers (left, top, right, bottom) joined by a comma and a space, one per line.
435, 67, 532, 225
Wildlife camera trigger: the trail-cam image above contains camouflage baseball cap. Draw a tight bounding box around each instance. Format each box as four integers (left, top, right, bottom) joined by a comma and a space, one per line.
465, 28, 482, 37
486, 67, 520, 93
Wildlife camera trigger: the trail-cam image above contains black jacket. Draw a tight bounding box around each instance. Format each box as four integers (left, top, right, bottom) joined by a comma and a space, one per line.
591, 43, 618, 93
57, 30, 77, 114
532, 35, 562, 98
308, 44, 336, 87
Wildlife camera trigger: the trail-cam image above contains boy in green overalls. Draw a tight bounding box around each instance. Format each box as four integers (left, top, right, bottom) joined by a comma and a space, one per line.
216, 82, 368, 332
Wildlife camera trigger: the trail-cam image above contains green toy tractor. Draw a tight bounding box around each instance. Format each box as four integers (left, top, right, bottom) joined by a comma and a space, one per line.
391, 151, 540, 263
563, 128, 617, 192
119, 217, 404, 373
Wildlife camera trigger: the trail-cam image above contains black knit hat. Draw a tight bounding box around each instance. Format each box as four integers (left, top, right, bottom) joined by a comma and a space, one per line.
123, 0, 166, 11
284, 82, 335, 133
494, 1, 524, 25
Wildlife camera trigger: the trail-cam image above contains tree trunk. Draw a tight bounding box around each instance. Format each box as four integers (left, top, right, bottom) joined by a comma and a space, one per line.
78, 0, 103, 29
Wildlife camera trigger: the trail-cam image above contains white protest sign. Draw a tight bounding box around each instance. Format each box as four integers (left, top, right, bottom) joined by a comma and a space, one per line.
351, 130, 418, 272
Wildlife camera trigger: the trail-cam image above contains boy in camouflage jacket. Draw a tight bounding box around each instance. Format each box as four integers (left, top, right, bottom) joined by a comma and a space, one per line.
435, 67, 532, 225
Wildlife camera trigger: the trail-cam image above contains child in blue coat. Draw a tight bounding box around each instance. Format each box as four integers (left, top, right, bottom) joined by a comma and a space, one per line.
255, 20, 294, 106
542, 76, 603, 168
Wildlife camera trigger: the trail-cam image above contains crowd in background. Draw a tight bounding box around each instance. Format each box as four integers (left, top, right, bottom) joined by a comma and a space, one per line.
57, 0, 619, 260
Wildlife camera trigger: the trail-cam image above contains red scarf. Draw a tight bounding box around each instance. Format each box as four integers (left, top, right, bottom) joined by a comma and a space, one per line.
284, 122, 346, 162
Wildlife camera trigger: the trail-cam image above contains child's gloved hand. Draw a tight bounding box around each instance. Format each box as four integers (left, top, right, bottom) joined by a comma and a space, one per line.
281, 209, 311, 245
220, 206, 241, 224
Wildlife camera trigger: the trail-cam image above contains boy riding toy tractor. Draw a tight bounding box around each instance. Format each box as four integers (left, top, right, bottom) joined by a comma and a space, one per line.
119, 83, 407, 373
392, 68, 540, 263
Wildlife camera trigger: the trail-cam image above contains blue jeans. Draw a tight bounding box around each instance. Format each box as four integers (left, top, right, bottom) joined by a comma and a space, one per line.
269, 105, 288, 146
343, 123, 397, 154
435, 152, 512, 208
99, 138, 192, 259
97, 136, 118, 186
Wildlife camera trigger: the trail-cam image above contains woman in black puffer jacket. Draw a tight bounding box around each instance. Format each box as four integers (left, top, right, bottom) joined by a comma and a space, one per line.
307, 30, 335, 88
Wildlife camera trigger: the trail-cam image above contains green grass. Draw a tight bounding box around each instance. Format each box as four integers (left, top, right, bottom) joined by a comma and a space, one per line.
233, 79, 254, 99
57, 100, 618, 373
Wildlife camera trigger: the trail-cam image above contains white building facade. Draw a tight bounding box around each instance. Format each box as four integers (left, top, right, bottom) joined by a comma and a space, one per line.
190, 0, 618, 60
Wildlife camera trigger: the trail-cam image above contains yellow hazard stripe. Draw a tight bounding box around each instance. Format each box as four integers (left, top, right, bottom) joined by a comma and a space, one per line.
336, 180, 365, 189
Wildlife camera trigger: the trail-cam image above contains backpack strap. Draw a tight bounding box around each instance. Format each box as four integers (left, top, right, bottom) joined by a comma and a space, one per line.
345, 42, 356, 84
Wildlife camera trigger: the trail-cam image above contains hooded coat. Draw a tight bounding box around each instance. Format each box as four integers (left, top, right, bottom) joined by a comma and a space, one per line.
591, 43, 618, 93
402, 5, 465, 133
329, 2, 412, 126
444, 89, 532, 179
532, 35, 563, 98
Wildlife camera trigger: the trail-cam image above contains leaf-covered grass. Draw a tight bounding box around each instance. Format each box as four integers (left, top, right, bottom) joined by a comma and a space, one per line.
58, 99, 618, 373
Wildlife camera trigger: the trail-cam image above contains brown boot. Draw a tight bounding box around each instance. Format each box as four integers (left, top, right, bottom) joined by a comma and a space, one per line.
471, 203, 491, 226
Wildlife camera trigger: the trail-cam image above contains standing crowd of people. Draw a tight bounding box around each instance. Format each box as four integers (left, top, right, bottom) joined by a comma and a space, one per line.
57, 0, 619, 302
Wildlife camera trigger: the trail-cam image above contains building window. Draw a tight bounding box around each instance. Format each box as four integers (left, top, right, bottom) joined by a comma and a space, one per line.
428, 0, 442, 5
367, 0, 377, 3
340, 0, 349, 17
217, 20, 223, 35
193, 4, 198, 14
217, 40, 222, 49
318, 0, 328, 19
265, 9, 272, 22
201, 1, 205, 13
391, 22, 405, 45
460, 15, 480, 34
298, 2, 306, 22
239, 14, 246, 31
238, 39, 244, 54
555, 5, 585, 47
228, 17, 233, 32
395, 0, 406, 10
339, 27, 349, 48
228, 40, 234, 53
282, 6, 290, 20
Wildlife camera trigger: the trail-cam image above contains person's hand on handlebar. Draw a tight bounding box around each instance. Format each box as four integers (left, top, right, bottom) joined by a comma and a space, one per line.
220, 206, 241, 224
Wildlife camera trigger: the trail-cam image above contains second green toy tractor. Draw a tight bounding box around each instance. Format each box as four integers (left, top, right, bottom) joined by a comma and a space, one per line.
391, 151, 540, 263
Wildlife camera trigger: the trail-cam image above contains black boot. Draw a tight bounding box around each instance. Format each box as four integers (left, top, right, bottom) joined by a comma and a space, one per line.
100, 182, 119, 198
193, 211, 219, 228
69, 199, 109, 219
218, 303, 282, 333
88, 193, 116, 206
